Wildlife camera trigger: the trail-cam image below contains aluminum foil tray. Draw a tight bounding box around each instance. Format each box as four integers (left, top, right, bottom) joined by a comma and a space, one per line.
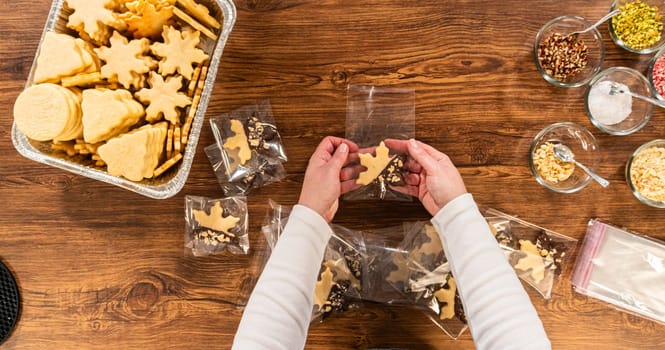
11, 0, 236, 199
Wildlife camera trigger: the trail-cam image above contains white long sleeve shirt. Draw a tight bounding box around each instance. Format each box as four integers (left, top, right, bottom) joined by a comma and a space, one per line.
233, 194, 551, 349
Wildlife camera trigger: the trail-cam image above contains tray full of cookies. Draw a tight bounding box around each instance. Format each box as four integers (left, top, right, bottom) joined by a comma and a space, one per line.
11, 0, 236, 199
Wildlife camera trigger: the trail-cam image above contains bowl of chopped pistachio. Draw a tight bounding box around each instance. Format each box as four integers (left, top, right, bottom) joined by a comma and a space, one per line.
626, 139, 665, 207
529, 122, 602, 193
610, 0, 665, 54
534, 16, 605, 87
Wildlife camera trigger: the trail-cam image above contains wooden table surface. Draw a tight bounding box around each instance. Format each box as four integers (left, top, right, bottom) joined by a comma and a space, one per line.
2, 0, 665, 349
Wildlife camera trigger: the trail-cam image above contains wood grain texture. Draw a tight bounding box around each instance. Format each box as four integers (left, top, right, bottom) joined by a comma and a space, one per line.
1, 0, 665, 348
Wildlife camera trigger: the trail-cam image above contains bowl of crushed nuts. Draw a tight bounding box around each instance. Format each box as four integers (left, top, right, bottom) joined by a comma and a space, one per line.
534, 15, 605, 87
626, 139, 665, 207
529, 122, 601, 193
585, 66, 654, 135
610, 0, 665, 54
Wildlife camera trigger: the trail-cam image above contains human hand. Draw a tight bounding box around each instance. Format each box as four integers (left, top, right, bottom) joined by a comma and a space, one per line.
386, 138, 467, 216
298, 136, 360, 222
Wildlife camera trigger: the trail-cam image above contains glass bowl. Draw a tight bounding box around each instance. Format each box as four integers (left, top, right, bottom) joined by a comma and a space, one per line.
534, 15, 605, 87
610, 0, 665, 54
647, 46, 665, 99
529, 122, 601, 193
626, 139, 665, 208
584, 67, 653, 135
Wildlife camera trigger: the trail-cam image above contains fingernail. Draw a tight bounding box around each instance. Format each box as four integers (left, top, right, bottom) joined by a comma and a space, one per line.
410, 139, 419, 149
339, 143, 349, 153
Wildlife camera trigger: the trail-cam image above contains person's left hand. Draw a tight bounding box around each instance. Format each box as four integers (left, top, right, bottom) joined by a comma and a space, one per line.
298, 136, 360, 222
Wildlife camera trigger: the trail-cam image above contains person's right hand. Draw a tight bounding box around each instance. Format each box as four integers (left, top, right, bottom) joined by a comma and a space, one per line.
386, 139, 468, 216
298, 136, 360, 222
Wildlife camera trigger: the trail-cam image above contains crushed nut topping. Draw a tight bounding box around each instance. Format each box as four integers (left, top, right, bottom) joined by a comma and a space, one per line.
538, 32, 589, 81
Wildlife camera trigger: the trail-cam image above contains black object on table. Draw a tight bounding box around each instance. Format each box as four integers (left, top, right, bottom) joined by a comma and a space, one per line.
0, 258, 19, 345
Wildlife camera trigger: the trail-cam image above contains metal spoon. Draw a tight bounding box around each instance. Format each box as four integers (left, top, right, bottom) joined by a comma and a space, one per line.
568, 9, 621, 38
553, 144, 610, 188
608, 82, 665, 108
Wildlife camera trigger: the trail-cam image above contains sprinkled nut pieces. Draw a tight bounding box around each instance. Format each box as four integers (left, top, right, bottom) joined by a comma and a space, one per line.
613, 0, 663, 50
630, 146, 665, 201
538, 32, 589, 81
533, 142, 575, 183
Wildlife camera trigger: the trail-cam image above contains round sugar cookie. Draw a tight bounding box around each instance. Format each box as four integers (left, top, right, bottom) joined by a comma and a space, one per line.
52, 87, 83, 141
13, 83, 81, 141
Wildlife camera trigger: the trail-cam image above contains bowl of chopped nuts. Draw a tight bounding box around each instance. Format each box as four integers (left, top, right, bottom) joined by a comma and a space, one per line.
585, 66, 654, 135
610, 0, 665, 54
534, 16, 605, 87
529, 122, 602, 193
626, 139, 665, 207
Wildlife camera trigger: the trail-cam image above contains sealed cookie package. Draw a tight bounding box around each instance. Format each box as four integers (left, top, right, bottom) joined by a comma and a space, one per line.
396, 221, 468, 339
571, 220, 665, 325
209, 100, 288, 187
344, 85, 415, 201
204, 143, 286, 196
311, 226, 366, 322
485, 208, 577, 299
259, 201, 365, 322
359, 227, 413, 305
184, 195, 249, 256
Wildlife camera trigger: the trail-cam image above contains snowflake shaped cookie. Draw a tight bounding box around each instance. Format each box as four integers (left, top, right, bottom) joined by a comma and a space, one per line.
192, 202, 240, 235
222, 119, 252, 165
514, 240, 546, 284
151, 25, 209, 80
433, 276, 457, 320
95, 31, 157, 89
66, 0, 126, 45
357, 141, 404, 186
135, 72, 192, 124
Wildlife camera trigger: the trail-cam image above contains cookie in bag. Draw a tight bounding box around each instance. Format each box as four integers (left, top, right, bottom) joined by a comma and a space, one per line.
185, 195, 249, 256
314, 254, 362, 319
355, 141, 407, 200
512, 230, 568, 285
398, 222, 468, 337
204, 143, 287, 196
313, 241, 364, 320
214, 103, 287, 167
209, 100, 288, 187
357, 141, 405, 186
